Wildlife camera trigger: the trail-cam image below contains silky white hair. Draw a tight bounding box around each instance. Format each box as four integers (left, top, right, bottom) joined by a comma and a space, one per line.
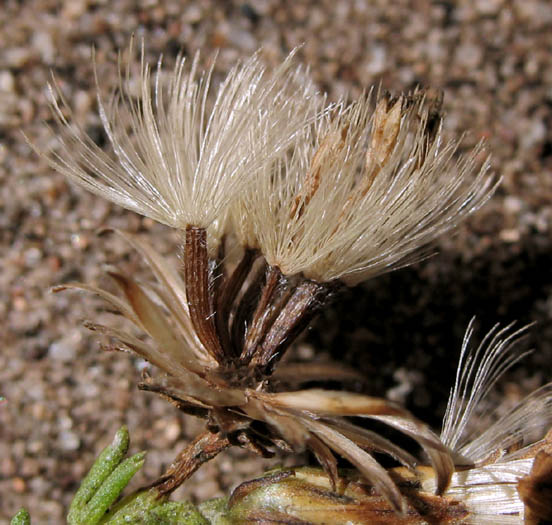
42, 42, 318, 252
232, 92, 497, 284
432, 320, 552, 522
41, 45, 497, 283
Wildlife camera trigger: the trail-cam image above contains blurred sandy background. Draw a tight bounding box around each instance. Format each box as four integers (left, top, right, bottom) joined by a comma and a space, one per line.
1, 0, 552, 521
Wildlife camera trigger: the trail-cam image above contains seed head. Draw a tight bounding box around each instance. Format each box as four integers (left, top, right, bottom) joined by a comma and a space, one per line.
41, 42, 318, 253
41, 46, 504, 515
233, 89, 497, 285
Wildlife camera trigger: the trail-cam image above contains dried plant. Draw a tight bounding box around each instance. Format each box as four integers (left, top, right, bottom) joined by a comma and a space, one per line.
39, 44, 500, 514
12, 324, 552, 524
54, 230, 451, 514
210, 322, 552, 524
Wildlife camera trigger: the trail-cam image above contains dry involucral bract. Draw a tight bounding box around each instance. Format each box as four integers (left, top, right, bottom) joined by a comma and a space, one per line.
219, 323, 552, 524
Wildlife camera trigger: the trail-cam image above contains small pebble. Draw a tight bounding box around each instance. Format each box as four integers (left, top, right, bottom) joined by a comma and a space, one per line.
58, 431, 81, 452
12, 477, 27, 493
0, 70, 15, 92
499, 228, 521, 243
32, 31, 56, 64
48, 340, 77, 362
164, 419, 181, 443
503, 196, 523, 214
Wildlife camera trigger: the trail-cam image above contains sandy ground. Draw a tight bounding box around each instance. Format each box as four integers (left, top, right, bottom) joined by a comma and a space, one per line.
1, 0, 552, 521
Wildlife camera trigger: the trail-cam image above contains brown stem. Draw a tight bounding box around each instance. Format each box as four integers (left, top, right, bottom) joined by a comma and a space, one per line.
215, 249, 257, 358
154, 430, 231, 495
184, 226, 225, 363
251, 280, 332, 373
240, 266, 284, 364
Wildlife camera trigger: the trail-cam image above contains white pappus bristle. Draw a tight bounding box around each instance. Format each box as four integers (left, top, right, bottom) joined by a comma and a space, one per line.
437, 320, 552, 521
42, 42, 319, 250
232, 91, 497, 285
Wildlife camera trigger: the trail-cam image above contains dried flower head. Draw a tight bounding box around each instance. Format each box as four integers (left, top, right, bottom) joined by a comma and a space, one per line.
42, 46, 502, 515
42, 42, 318, 251
40, 44, 497, 281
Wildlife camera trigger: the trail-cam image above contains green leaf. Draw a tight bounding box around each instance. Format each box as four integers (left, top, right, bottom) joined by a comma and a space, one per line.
197, 498, 231, 525
10, 509, 31, 525
98, 489, 161, 524
146, 501, 209, 524
82, 452, 146, 524
68, 426, 133, 525
101, 489, 209, 524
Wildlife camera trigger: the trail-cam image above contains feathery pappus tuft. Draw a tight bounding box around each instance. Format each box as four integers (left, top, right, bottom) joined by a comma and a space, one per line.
40, 41, 319, 252
39, 44, 497, 282
233, 90, 498, 285
437, 319, 552, 522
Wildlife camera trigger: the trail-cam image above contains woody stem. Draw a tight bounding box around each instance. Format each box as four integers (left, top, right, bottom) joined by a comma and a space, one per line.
154, 430, 231, 495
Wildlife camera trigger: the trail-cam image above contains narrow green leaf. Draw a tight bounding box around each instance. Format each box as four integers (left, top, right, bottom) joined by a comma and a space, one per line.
82, 452, 146, 525
100, 489, 209, 524
68, 426, 130, 524
146, 501, 209, 525
197, 498, 231, 525
98, 489, 161, 524
10, 509, 31, 525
